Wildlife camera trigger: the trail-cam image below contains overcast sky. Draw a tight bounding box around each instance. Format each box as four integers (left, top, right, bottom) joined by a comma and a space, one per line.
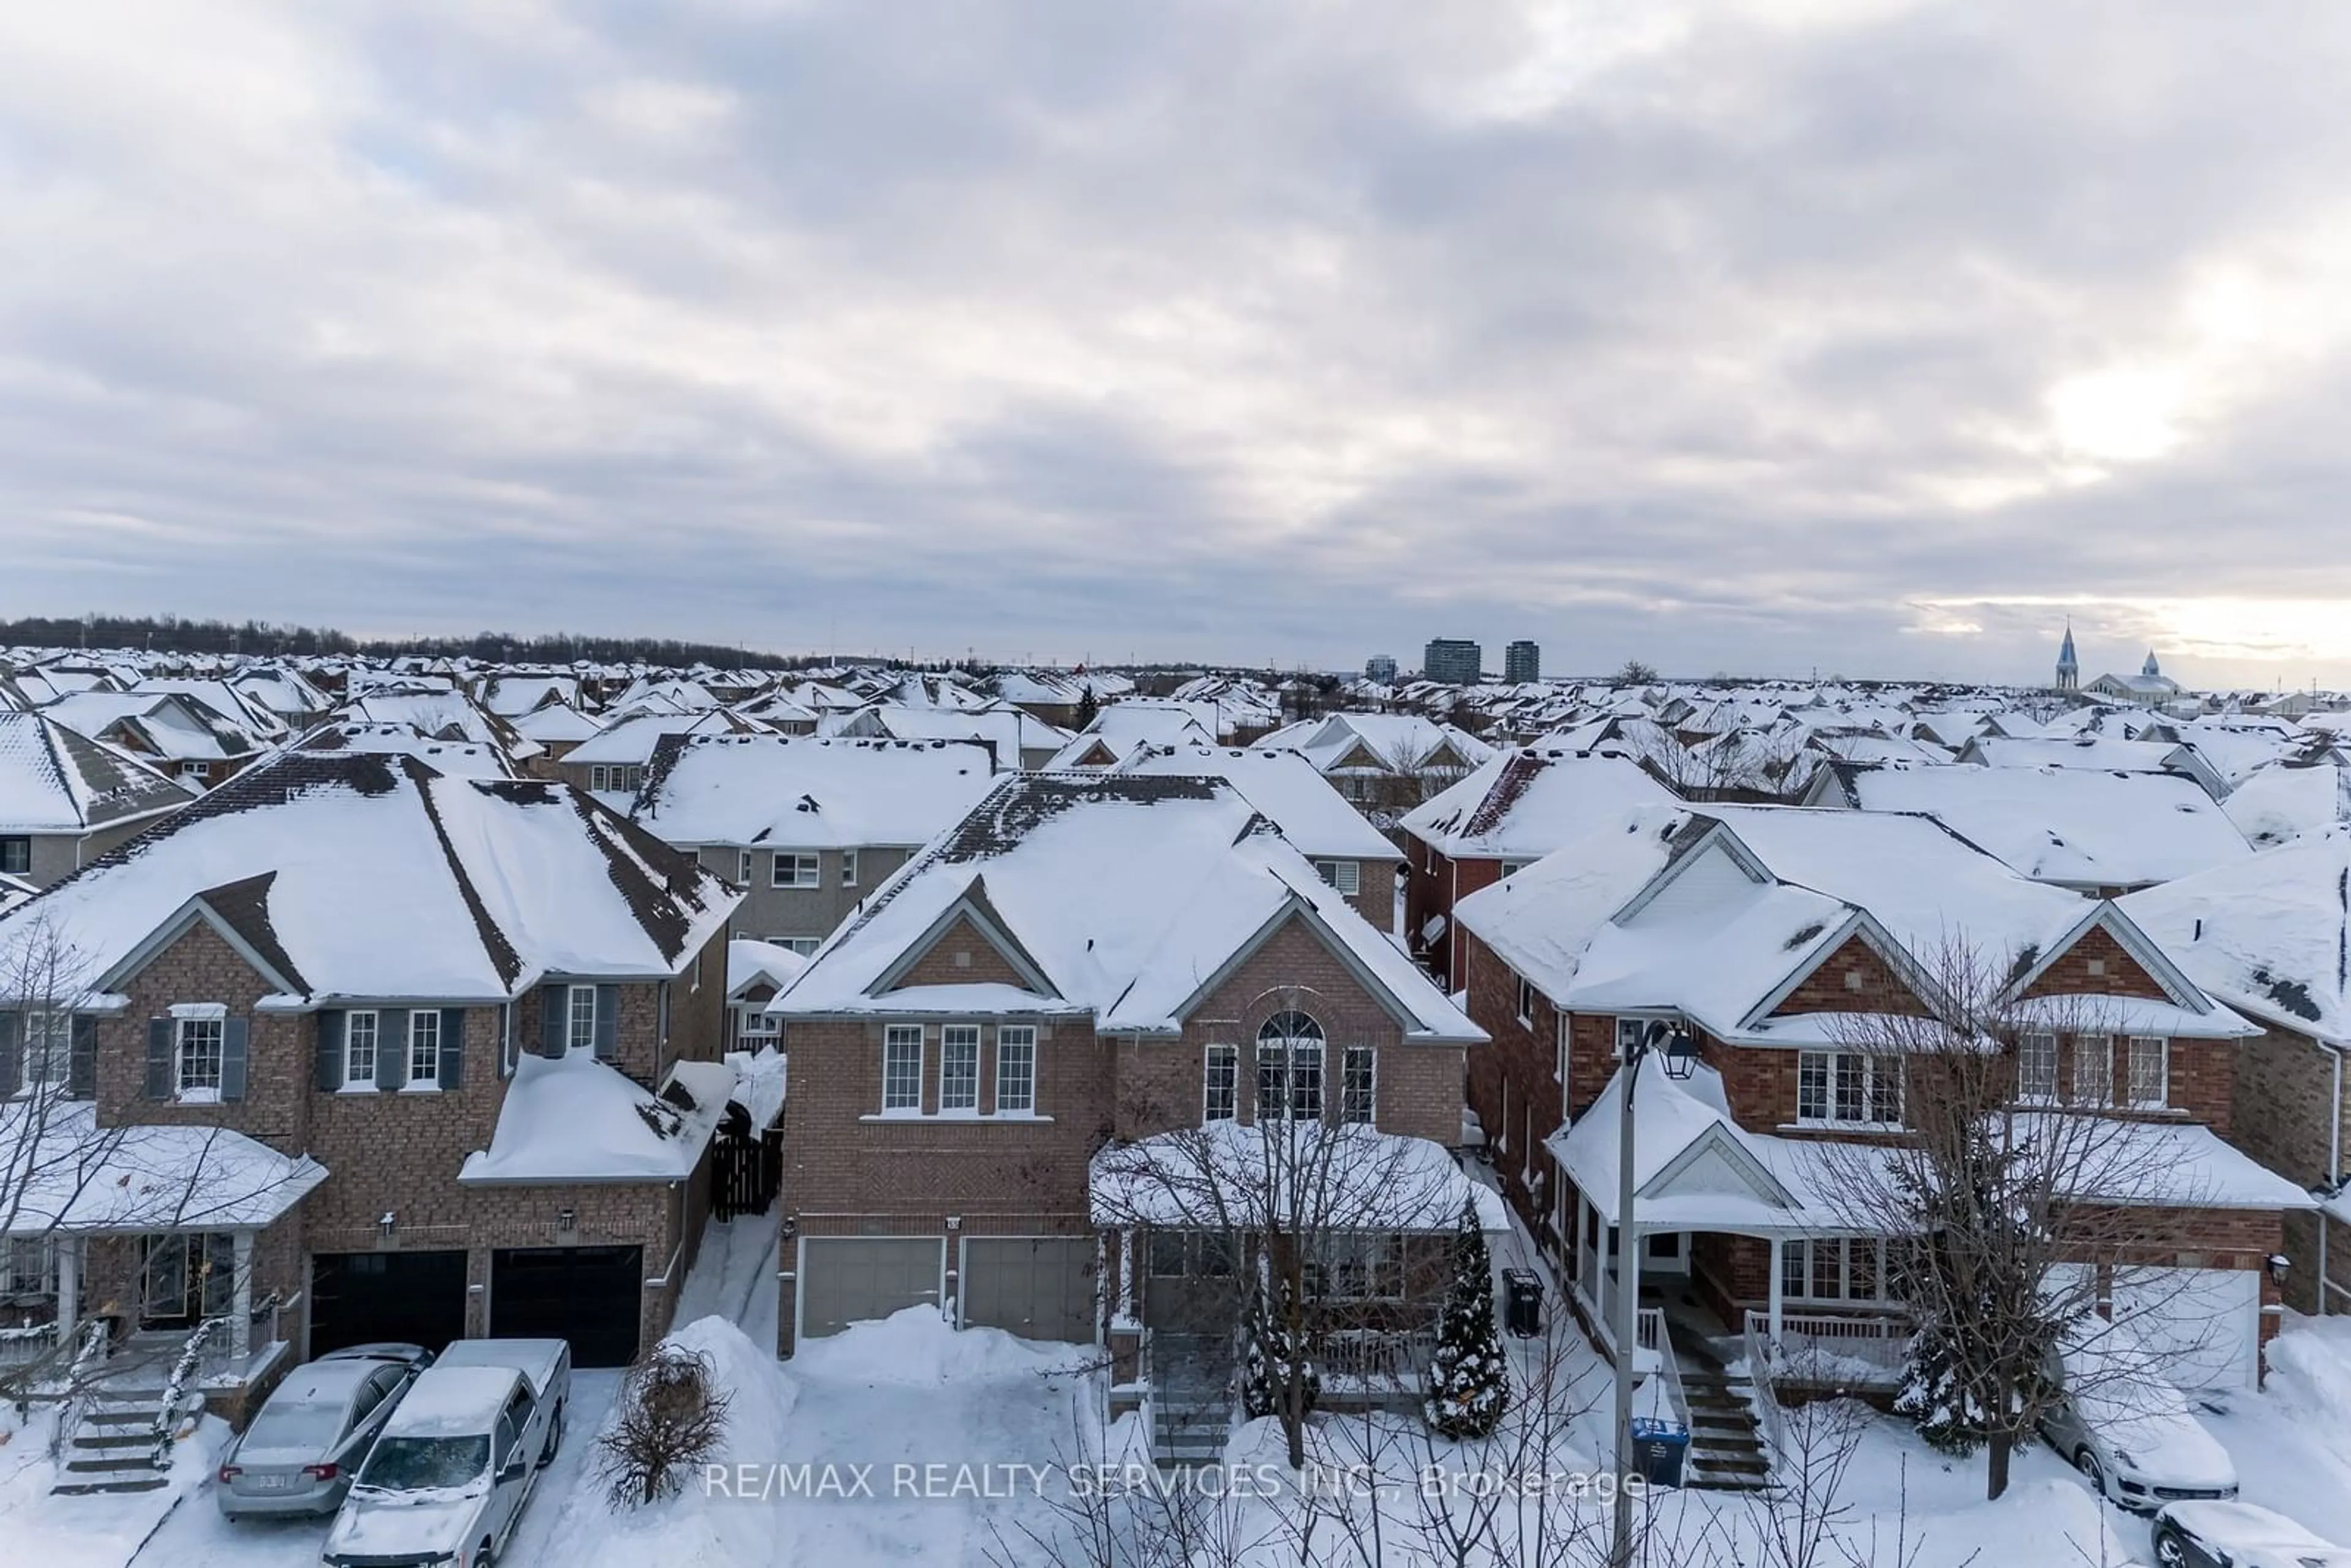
4, 2, 2349, 685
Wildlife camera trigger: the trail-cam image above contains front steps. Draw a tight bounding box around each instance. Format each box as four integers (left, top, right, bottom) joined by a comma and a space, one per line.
50, 1395, 173, 1495
1674, 1364, 1772, 1491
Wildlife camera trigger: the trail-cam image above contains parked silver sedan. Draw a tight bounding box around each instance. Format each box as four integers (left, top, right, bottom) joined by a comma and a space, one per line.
216, 1352, 427, 1518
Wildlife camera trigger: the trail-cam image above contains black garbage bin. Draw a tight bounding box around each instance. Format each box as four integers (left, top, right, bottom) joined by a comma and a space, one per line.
1629, 1418, 1690, 1488
1502, 1268, 1543, 1337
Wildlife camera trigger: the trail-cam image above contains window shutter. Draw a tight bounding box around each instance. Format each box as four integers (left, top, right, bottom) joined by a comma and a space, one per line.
69, 1016, 96, 1100
146, 1018, 173, 1100
220, 1018, 250, 1101
317, 1011, 346, 1091
539, 985, 568, 1057
440, 1008, 466, 1089
0, 1012, 20, 1101
378, 1010, 408, 1090
594, 985, 620, 1061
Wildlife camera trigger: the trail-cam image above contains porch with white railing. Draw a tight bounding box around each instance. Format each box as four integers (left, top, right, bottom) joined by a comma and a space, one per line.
1741, 1308, 1910, 1390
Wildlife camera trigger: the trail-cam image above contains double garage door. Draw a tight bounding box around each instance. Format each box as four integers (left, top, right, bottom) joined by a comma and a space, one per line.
800, 1236, 1093, 1343
310, 1246, 645, 1369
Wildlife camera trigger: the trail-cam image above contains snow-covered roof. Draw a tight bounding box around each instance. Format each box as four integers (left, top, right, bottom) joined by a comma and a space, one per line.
1256, 713, 1496, 776
630, 734, 997, 850
508, 700, 605, 745
459, 1052, 733, 1184
563, 708, 760, 765
1959, 735, 2226, 798
2222, 761, 2351, 849
1451, 802, 1694, 1000
1089, 1121, 1508, 1232
728, 937, 809, 998
0, 1100, 327, 1234
1044, 703, 1217, 768
1113, 745, 1401, 861
2121, 826, 2351, 1047
773, 774, 1480, 1041
293, 721, 516, 779
1815, 760, 2252, 889
823, 703, 1069, 765
0, 753, 739, 1004
1402, 747, 1679, 858
0, 711, 195, 834
41, 690, 264, 765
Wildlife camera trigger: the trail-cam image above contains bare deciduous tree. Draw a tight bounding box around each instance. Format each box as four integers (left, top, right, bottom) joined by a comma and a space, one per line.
1815, 942, 2221, 1500
594, 1343, 733, 1508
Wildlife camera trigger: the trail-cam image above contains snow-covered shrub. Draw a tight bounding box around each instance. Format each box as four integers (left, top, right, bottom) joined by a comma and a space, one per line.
594, 1343, 733, 1509
1423, 1199, 1509, 1439
1240, 1281, 1319, 1422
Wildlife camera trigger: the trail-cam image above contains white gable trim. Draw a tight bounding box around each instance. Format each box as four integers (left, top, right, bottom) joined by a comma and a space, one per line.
1609, 819, 1770, 925
863, 884, 1062, 1000
2003, 902, 2210, 1013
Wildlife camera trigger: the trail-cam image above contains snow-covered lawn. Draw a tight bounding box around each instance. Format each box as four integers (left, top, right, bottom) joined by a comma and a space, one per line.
0, 1406, 230, 1568
2200, 1311, 2351, 1544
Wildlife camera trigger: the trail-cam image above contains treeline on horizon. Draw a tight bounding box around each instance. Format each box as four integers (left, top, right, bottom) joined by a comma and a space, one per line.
0, 612, 1292, 678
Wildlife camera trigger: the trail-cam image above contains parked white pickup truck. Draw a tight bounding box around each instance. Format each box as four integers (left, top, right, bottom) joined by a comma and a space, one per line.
321, 1339, 572, 1568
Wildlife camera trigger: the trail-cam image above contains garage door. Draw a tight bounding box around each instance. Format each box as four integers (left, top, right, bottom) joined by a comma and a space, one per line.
310, 1251, 468, 1357
2047, 1264, 2259, 1391
801, 1238, 943, 1339
962, 1237, 1095, 1343
491, 1247, 644, 1368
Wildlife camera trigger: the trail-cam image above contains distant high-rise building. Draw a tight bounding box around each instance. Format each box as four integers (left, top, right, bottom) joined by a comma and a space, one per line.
1504, 640, 1541, 684
2055, 623, 2079, 691
1365, 654, 1398, 685
1423, 638, 1483, 685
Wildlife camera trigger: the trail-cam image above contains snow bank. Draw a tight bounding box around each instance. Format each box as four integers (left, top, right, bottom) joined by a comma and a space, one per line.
792, 1304, 1094, 1386
534, 1316, 797, 1568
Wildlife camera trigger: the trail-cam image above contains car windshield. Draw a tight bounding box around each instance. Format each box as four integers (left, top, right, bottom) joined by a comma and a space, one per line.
357, 1435, 490, 1491
242, 1398, 347, 1455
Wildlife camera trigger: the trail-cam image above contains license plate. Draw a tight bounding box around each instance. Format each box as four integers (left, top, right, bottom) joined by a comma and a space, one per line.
248, 1474, 295, 1491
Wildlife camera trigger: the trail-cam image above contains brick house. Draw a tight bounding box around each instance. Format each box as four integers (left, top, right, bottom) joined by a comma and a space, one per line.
765, 773, 1490, 1384
625, 733, 999, 955
0, 752, 741, 1416
1400, 744, 1676, 989
2123, 827, 2351, 1317
1451, 800, 2306, 1399
0, 710, 194, 888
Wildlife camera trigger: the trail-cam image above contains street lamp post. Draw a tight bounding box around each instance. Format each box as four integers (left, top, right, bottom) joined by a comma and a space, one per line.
1610, 1019, 1695, 1568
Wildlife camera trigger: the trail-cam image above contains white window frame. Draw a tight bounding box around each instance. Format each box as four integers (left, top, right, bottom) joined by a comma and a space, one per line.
2127, 1035, 2169, 1108
0, 836, 28, 877
177, 1016, 225, 1098
1498, 861, 1531, 879
21, 1010, 71, 1088
1517, 975, 1539, 1028
737, 849, 754, 885
407, 1009, 440, 1088
344, 1010, 379, 1088
566, 985, 598, 1054
2071, 1033, 2114, 1108
1341, 1044, 1376, 1125
773, 852, 820, 889
734, 1006, 780, 1046
1555, 1014, 1572, 1087
883, 1025, 924, 1112
841, 850, 860, 887
1313, 1231, 1405, 1301
1257, 1027, 1325, 1122
2019, 1030, 2060, 1103
1796, 1049, 1902, 1128
1204, 1043, 1238, 1122
1, 1236, 54, 1299
996, 1026, 1037, 1114
1782, 1237, 1890, 1304
940, 1024, 980, 1112
1314, 859, 1361, 896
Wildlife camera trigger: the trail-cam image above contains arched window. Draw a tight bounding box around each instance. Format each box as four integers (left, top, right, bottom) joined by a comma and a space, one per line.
1256, 1012, 1324, 1121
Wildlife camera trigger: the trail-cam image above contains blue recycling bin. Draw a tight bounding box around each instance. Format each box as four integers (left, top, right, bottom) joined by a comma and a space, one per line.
1629, 1417, 1690, 1488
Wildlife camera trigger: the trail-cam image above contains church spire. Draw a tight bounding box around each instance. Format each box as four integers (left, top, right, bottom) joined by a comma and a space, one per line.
2055, 621, 2079, 691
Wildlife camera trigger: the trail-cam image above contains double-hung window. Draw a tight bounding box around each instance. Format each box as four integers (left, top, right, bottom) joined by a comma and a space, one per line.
1314, 860, 1360, 896
21, 1010, 70, 1089
407, 1010, 441, 1087
1315, 1232, 1403, 1300
841, 850, 860, 887
1783, 1238, 1890, 1304
2127, 1035, 2169, 1108
1204, 1044, 1238, 1122
343, 1010, 379, 1087
773, 853, 820, 888
2071, 1034, 2113, 1107
1517, 977, 1539, 1027
940, 1025, 980, 1112
2, 1236, 53, 1299
996, 1026, 1037, 1114
1341, 1045, 1376, 1125
566, 986, 598, 1054
2019, 1031, 2059, 1101
0, 836, 28, 877
178, 1016, 225, 1097
883, 1026, 924, 1112
1796, 1051, 1901, 1127
737, 849, 755, 885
